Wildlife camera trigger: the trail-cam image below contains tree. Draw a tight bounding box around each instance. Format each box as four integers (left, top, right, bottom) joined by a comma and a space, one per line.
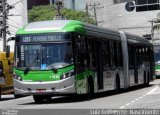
28, 5, 95, 24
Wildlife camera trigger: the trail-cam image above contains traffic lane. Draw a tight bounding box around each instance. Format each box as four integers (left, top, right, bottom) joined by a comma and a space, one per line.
17, 85, 157, 109
0, 80, 158, 109
123, 92, 160, 109
0, 95, 34, 109
120, 80, 160, 109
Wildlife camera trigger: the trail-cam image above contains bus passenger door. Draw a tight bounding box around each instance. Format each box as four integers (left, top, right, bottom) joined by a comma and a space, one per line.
96, 41, 103, 89
74, 34, 87, 94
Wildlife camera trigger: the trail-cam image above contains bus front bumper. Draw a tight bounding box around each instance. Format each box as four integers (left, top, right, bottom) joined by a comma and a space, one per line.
13, 76, 76, 95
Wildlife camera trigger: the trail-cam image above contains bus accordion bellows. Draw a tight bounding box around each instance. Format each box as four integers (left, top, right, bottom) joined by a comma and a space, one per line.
10, 20, 154, 103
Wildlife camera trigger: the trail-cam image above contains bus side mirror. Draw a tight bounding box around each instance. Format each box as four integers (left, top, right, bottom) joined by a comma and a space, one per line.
6, 45, 10, 58
7, 37, 15, 42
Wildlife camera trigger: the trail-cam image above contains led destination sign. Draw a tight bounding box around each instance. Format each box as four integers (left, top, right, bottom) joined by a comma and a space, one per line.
16, 34, 70, 42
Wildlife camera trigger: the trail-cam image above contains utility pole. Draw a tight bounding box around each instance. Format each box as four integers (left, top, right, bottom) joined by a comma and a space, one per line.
0, 0, 13, 51
86, 2, 103, 25
93, 3, 98, 25
86, 4, 89, 23
0, 0, 3, 38
2, 0, 7, 52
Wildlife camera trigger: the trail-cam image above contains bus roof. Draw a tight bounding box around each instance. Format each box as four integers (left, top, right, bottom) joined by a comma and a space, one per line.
16, 20, 85, 34
16, 20, 151, 46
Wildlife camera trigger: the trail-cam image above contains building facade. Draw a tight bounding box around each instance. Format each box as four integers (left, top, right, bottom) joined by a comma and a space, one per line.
0, 0, 28, 51
86, 0, 160, 38
63, 0, 86, 11
27, 0, 50, 10
27, 0, 86, 11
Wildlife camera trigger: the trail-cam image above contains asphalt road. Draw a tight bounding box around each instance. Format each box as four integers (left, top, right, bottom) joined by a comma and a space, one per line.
1, 79, 160, 114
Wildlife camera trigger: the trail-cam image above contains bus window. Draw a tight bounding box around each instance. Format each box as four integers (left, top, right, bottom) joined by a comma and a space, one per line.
117, 42, 123, 66
128, 45, 134, 68
102, 41, 112, 68
102, 42, 108, 68
113, 41, 118, 66
75, 35, 86, 62
88, 39, 96, 68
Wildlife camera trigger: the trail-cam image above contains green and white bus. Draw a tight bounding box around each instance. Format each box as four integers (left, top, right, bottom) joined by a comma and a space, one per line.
8, 20, 154, 103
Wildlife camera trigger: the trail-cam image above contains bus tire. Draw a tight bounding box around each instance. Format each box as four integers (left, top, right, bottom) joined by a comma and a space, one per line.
115, 75, 120, 93
87, 77, 94, 97
33, 95, 51, 103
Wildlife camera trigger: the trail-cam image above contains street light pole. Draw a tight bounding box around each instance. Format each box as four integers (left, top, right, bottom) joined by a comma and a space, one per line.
54, 0, 63, 19
151, 20, 154, 43
149, 19, 157, 43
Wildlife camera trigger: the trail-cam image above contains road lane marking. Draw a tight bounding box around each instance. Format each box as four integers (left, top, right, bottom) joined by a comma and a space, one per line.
145, 86, 159, 95
119, 86, 159, 109
119, 106, 125, 109
126, 103, 131, 106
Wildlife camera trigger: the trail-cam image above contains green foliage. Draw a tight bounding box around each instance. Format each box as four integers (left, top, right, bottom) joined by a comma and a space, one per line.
28, 5, 56, 22
28, 5, 95, 24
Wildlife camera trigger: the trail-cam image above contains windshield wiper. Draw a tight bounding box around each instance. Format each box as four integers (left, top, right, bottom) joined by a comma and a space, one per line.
50, 63, 73, 73
24, 55, 39, 75
51, 66, 58, 74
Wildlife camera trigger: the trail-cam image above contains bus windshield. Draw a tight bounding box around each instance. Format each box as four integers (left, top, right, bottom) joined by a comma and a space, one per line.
15, 43, 73, 70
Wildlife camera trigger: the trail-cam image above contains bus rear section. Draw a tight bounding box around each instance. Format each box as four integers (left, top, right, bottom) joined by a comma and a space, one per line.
153, 44, 160, 77
0, 52, 14, 99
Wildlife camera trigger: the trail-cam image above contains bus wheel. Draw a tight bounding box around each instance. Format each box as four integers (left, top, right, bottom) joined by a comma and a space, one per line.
33, 95, 51, 103
87, 77, 94, 97
115, 75, 120, 93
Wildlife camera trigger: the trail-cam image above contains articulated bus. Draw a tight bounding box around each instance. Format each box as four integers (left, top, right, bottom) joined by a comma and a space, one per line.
7, 20, 154, 103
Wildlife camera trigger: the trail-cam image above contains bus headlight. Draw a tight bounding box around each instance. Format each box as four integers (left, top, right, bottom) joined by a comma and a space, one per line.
14, 74, 22, 81
60, 70, 74, 80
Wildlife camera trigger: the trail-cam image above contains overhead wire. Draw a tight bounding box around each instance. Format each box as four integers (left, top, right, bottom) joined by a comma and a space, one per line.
8, 24, 20, 30
8, 18, 22, 27
12, 0, 28, 14
8, 0, 26, 20
7, 0, 28, 35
